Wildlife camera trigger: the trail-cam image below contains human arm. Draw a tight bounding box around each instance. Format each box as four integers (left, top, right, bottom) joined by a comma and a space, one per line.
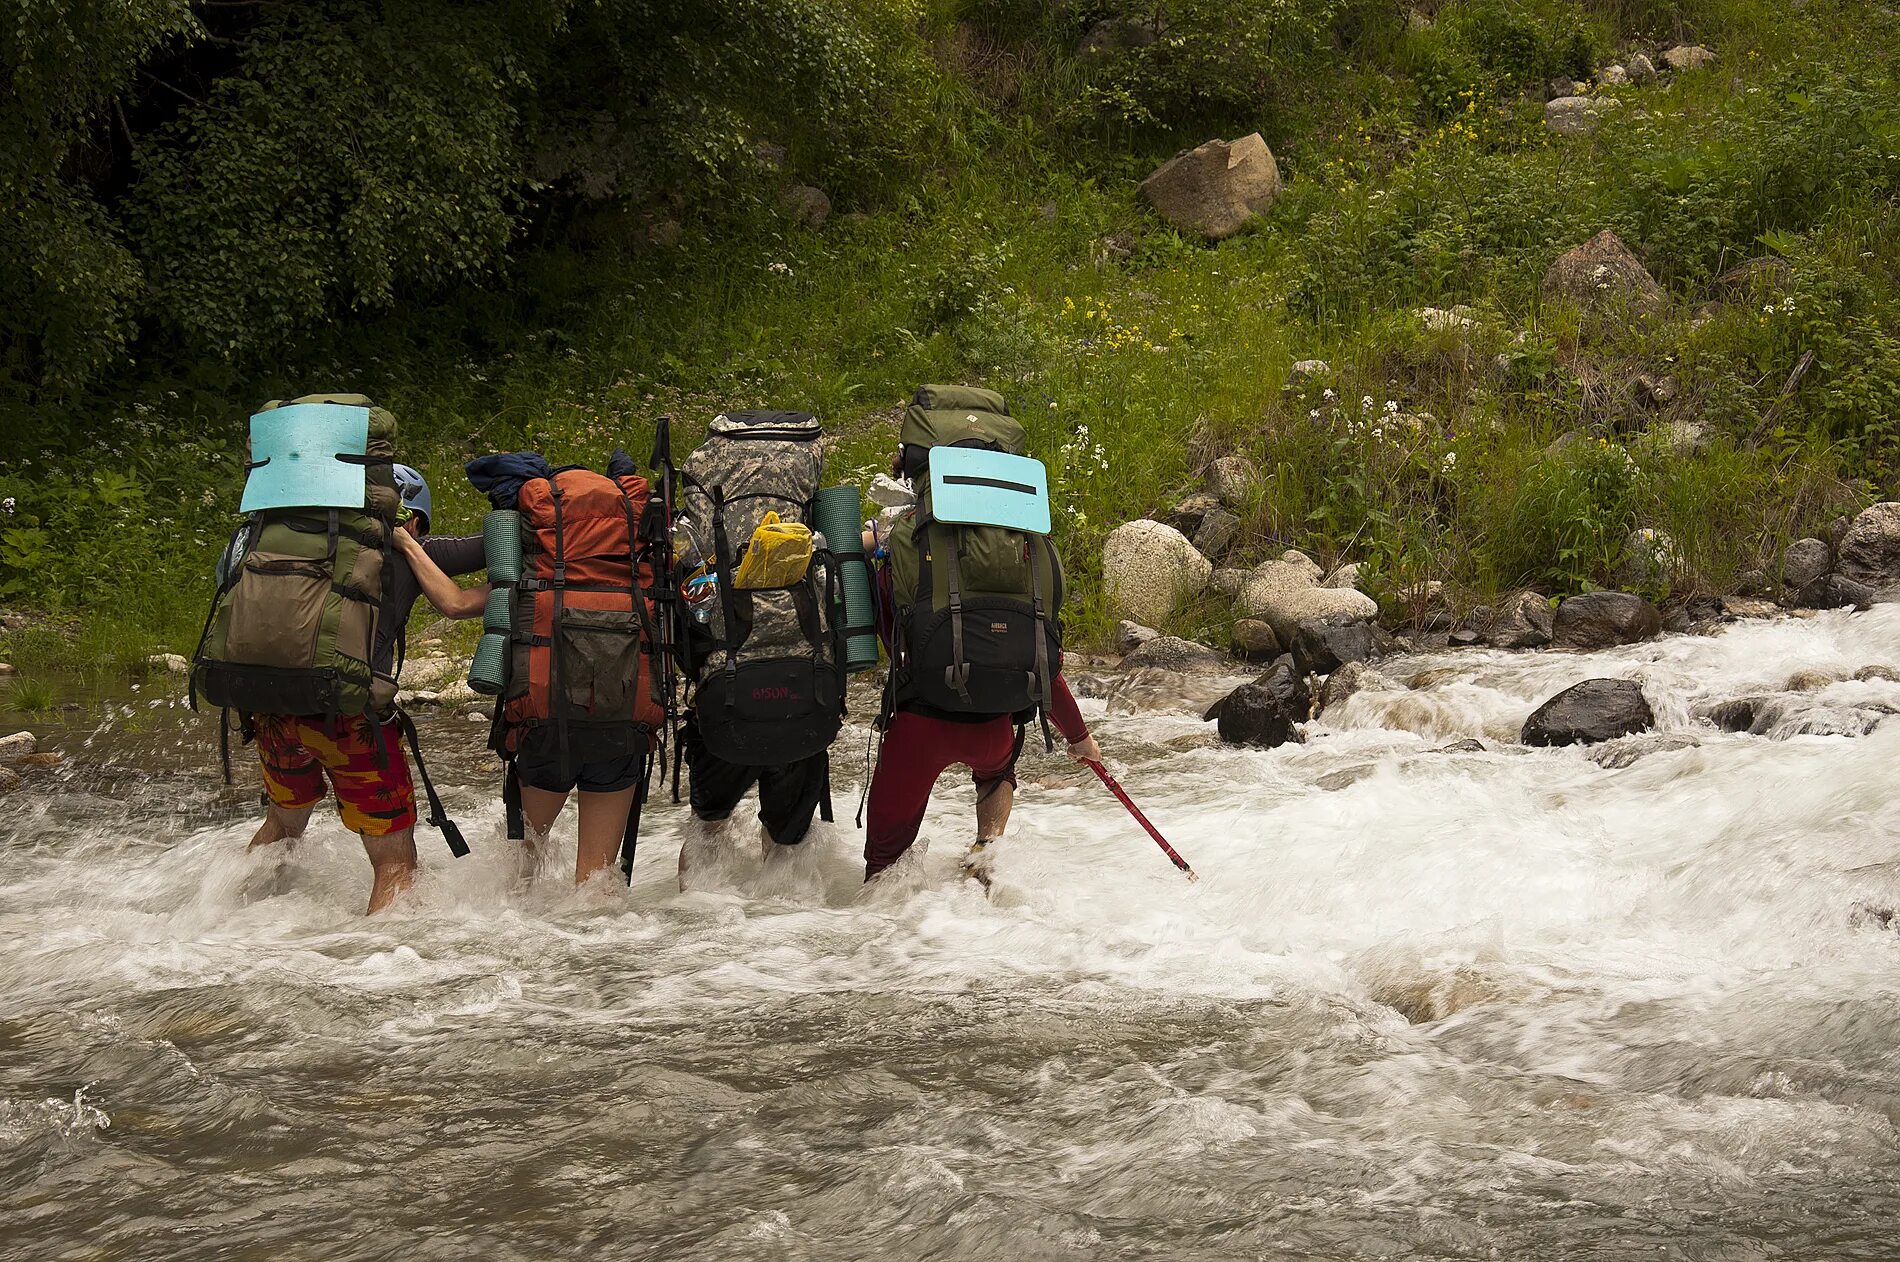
393, 528, 489, 619
1049, 675, 1101, 763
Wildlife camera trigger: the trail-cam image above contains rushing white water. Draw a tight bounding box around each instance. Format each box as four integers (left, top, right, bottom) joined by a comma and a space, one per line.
4, 607, 1900, 1259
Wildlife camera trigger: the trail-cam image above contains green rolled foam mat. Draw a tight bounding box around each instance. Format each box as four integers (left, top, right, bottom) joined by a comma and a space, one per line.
468, 632, 509, 696
483, 510, 522, 583
813, 485, 879, 673
482, 586, 512, 634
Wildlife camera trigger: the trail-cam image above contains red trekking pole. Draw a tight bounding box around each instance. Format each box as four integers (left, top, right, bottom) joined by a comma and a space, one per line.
1085, 760, 1198, 883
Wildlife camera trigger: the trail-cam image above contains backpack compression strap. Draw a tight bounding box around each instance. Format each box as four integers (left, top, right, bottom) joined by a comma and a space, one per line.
395, 709, 470, 857
936, 522, 975, 707
1026, 536, 1056, 753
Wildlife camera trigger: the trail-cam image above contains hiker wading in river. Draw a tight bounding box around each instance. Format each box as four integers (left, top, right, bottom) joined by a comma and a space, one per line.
861, 385, 1099, 886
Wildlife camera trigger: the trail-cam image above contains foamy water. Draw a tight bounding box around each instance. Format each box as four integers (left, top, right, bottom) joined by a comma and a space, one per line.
4, 607, 1899, 1259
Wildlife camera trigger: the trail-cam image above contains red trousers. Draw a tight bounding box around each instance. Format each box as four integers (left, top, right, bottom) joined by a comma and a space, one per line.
864, 710, 1023, 878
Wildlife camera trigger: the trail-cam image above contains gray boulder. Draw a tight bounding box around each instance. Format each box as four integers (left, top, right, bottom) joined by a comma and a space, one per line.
1781, 537, 1831, 589
1589, 732, 1701, 769
1242, 551, 1379, 643
1521, 679, 1655, 746
1837, 502, 1900, 586
1288, 359, 1330, 382
1615, 528, 1679, 590
1138, 134, 1283, 241
1791, 573, 1875, 611
1552, 592, 1663, 649
1076, 15, 1162, 58
1662, 45, 1716, 72
779, 184, 831, 229
1598, 64, 1629, 86
1206, 455, 1261, 508
1476, 590, 1555, 649
1317, 661, 1400, 717
1114, 620, 1160, 654
1545, 95, 1619, 136
1193, 506, 1242, 560
0, 731, 36, 762
1103, 519, 1212, 626
1230, 618, 1281, 659
1123, 635, 1224, 672
1165, 492, 1220, 535
1291, 616, 1378, 677
1541, 230, 1667, 317
1627, 52, 1658, 84
0, 766, 19, 796
1210, 567, 1250, 598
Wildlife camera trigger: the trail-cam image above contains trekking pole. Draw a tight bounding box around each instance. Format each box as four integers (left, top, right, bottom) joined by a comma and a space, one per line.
1085, 760, 1198, 883
626, 415, 681, 884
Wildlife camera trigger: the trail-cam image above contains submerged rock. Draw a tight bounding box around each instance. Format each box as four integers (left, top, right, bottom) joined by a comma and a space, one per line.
1521, 678, 1655, 746
1552, 592, 1663, 649
1792, 573, 1875, 611
0, 766, 19, 795
1317, 661, 1400, 717
1475, 590, 1554, 649
1215, 683, 1304, 749
1589, 732, 1701, 769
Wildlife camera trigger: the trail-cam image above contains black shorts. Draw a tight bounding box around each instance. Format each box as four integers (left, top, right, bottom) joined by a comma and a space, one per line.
682, 717, 829, 846
513, 728, 646, 794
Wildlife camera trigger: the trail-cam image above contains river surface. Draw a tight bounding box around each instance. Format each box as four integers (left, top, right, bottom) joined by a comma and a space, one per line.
4, 607, 1899, 1260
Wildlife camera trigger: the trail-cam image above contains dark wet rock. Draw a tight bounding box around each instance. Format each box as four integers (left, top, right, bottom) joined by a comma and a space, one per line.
0, 766, 18, 795
1317, 661, 1399, 717
1521, 678, 1655, 746
1123, 635, 1224, 672
1214, 682, 1304, 748
1433, 738, 1489, 754
1837, 503, 1900, 586
1448, 628, 1483, 647
1115, 620, 1161, 654
1700, 697, 1769, 733
1791, 573, 1874, 611
1552, 592, 1663, 649
1589, 733, 1701, 769
14, 751, 63, 769
1292, 617, 1377, 677
1230, 618, 1281, 660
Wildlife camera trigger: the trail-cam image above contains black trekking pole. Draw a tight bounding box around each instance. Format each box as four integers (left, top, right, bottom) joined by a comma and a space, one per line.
627, 415, 682, 883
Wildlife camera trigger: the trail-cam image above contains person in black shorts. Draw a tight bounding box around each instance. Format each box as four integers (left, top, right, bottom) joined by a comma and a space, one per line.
677, 717, 828, 887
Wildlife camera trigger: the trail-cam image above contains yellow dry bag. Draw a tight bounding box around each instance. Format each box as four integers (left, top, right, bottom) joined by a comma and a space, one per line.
732, 512, 814, 589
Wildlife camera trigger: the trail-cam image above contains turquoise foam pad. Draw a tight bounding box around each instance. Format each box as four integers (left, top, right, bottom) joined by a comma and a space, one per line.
241, 404, 371, 513
927, 447, 1051, 536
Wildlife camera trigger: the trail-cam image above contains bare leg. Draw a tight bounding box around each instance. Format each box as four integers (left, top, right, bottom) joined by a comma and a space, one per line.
516, 816, 552, 881
249, 804, 312, 851
362, 826, 418, 915
518, 783, 571, 878
975, 779, 1014, 842
574, 786, 638, 885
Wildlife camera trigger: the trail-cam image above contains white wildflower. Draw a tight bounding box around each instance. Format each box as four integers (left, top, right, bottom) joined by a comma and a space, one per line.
1323, 388, 1337, 401
1, 497, 13, 513
766, 261, 793, 277
1441, 451, 1458, 473
1384, 400, 1400, 415
1361, 395, 1375, 410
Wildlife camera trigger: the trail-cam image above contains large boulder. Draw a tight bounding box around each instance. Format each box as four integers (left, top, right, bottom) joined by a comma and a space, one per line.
1215, 683, 1303, 749
779, 184, 831, 229
1123, 635, 1224, 672
1780, 536, 1831, 589
1627, 52, 1658, 84
1114, 620, 1160, 654
1241, 551, 1379, 643
1210, 567, 1250, 599
1791, 573, 1875, 611
1291, 616, 1378, 677
1551, 592, 1663, 649
1104, 520, 1212, 626
1138, 134, 1283, 241
1541, 230, 1667, 317
1837, 503, 1900, 586
1474, 590, 1554, 649
0, 731, 36, 762
1521, 679, 1655, 746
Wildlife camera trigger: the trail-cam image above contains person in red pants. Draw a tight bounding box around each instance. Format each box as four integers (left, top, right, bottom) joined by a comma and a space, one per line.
860, 526, 1101, 883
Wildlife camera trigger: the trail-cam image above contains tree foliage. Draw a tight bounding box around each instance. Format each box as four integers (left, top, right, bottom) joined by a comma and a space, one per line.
0, 0, 934, 392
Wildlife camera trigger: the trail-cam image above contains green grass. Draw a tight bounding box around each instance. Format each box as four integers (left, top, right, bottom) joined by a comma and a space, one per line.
2, 0, 1897, 659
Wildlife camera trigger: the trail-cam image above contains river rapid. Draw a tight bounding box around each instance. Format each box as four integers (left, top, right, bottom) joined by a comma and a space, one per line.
4, 606, 1899, 1261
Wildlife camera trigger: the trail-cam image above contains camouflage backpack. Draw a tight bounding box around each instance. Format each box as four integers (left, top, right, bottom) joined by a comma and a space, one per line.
675, 410, 844, 766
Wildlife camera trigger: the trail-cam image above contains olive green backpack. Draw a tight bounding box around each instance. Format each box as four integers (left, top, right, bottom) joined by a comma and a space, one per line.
886, 385, 1064, 734
193, 393, 401, 722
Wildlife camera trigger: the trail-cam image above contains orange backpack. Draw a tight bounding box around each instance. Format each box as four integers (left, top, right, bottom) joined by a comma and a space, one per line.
498, 468, 665, 773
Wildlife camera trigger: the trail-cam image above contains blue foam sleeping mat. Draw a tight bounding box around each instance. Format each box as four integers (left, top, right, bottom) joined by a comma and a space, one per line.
927, 446, 1052, 536
240, 403, 371, 513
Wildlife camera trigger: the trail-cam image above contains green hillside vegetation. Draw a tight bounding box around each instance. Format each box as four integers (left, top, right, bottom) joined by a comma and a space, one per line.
2, 0, 1898, 674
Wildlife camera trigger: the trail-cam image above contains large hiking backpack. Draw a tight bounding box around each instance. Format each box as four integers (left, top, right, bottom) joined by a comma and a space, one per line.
676, 410, 843, 767
887, 385, 1063, 733
494, 465, 666, 782
193, 393, 401, 719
